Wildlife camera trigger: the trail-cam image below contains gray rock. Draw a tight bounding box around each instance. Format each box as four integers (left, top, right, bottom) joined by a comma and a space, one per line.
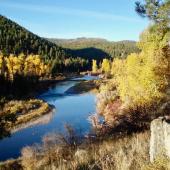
150, 117, 170, 162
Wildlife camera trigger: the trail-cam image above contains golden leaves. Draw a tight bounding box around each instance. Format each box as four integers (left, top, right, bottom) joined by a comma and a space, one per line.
92, 59, 98, 73
0, 53, 49, 81
110, 28, 169, 106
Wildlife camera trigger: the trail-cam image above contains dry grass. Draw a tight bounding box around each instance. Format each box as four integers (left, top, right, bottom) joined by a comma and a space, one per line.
2, 129, 170, 170
0, 159, 22, 170
15, 101, 50, 126
1, 99, 52, 129
143, 157, 170, 170
0, 99, 52, 139
20, 130, 150, 170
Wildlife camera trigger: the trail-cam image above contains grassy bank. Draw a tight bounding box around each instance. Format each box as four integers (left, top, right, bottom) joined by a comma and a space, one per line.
0, 99, 53, 139
1, 129, 170, 170
0, 130, 150, 170
10, 100, 53, 129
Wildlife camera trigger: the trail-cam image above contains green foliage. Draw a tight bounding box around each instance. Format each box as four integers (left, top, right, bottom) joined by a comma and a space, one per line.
135, 0, 170, 24
0, 15, 66, 62
0, 15, 90, 74
50, 57, 89, 75
64, 57, 89, 72
0, 15, 140, 74
49, 38, 140, 61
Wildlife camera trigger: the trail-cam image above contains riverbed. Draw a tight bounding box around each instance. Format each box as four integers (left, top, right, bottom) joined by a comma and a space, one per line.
0, 75, 98, 161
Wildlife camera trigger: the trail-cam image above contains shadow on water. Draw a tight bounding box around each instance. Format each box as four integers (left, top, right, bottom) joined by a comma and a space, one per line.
39, 93, 75, 99
0, 113, 17, 139
0, 126, 11, 140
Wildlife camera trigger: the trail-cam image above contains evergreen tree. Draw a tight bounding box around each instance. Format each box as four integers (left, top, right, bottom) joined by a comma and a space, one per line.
135, 0, 170, 24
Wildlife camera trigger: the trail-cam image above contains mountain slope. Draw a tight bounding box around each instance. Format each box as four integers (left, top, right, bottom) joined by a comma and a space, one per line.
0, 15, 139, 67
0, 15, 65, 61
48, 38, 140, 60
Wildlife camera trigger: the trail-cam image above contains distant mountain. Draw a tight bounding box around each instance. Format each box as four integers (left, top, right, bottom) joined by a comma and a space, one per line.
48, 38, 140, 60
0, 15, 66, 61
49, 37, 108, 45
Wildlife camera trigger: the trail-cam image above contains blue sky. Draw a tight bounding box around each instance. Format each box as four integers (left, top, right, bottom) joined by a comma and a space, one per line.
0, 0, 149, 41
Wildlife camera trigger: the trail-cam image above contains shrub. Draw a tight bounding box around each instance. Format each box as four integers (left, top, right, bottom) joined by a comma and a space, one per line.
111, 26, 169, 108
143, 157, 170, 170
20, 131, 150, 170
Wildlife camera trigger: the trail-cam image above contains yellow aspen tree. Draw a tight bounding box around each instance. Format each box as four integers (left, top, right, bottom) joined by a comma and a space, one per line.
0, 53, 49, 81
92, 59, 98, 73
0, 54, 3, 75
5, 54, 16, 81
101, 59, 111, 73
114, 26, 169, 106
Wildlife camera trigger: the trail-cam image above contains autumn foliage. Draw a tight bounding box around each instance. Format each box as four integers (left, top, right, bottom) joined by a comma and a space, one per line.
0, 53, 50, 81
0, 53, 50, 97
92, 59, 98, 73
111, 26, 170, 106
101, 58, 111, 74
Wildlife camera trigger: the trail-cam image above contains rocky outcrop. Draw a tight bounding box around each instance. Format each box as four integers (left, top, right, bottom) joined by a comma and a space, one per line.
150, 117, 170, 162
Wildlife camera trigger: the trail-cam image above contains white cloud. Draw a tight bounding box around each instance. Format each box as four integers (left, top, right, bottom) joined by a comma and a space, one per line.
48, 32, 101, 39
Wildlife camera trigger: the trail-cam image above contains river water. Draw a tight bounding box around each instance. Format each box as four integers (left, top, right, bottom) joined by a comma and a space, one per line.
0, 75, 98, 161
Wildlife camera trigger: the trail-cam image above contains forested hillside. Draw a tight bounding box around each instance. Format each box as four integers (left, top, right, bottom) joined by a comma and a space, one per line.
0, 15, 66, 62
0, 15, 139, 74
48, 38, 140, 60
0, 15, 90, 73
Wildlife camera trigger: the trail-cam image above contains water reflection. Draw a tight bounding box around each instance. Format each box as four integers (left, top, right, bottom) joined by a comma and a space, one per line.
0, 76, 97, 161
11, 111, 54, 133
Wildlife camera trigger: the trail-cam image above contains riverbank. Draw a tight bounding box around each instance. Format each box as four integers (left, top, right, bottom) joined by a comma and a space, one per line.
0, 99, 53, 139
0, 73, 98, 138
65, 79, 100, 94
1, 75, 169, 170
1, 125, 169, 170
27, 73, 83, 98
0, 130, 150, 170
0, 73, 83, 101
0, 73, 84, 137
0, 74, 100, 163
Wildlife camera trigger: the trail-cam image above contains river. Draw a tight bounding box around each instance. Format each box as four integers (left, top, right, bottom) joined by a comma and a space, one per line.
0, 75, 98, 161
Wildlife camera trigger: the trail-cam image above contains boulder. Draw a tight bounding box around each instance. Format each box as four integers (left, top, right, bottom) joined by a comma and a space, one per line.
150, 117, 170, 162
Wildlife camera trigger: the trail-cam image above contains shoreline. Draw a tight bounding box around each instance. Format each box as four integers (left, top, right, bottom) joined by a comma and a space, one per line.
0, 74, 101, 165
0, 73, 91, 138
0, 100, 54, 140
65, 79, 100, 95
10, 104, 55, 133
27, 73, 83, 98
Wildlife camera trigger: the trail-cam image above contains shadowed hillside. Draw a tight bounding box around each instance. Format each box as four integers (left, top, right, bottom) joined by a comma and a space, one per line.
48, 37, 140, 60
